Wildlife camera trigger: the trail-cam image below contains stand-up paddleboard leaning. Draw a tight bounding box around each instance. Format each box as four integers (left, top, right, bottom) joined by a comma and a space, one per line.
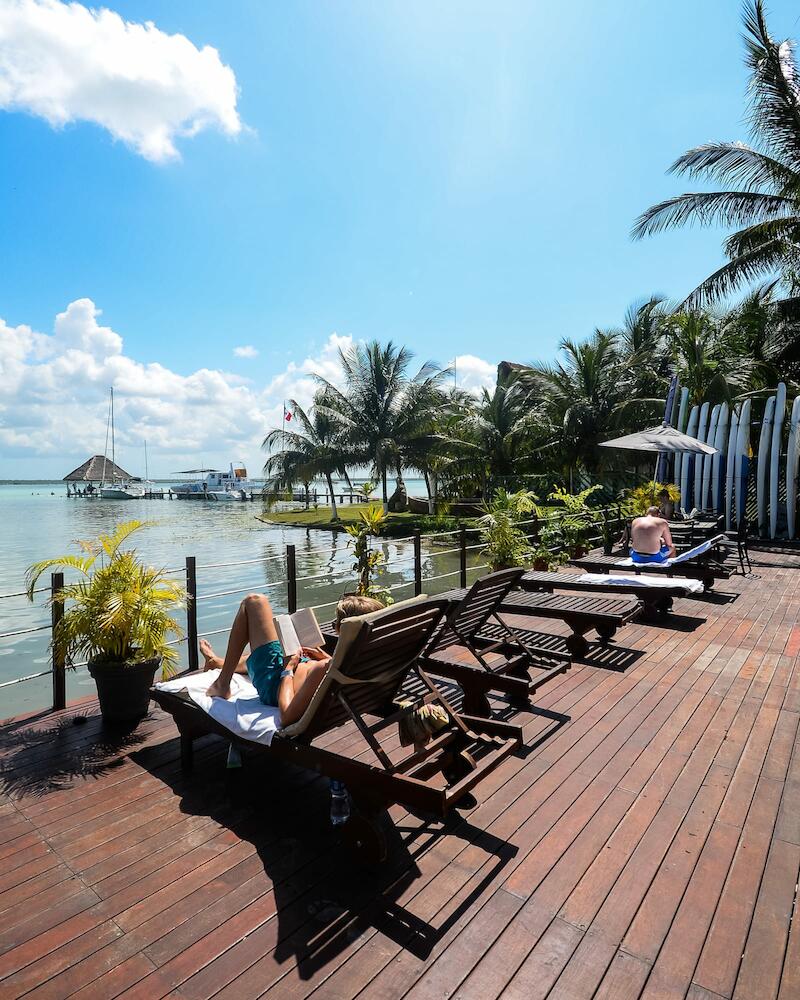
735, 398, 751, 527
725, 406, 739, 531
682, 404, 699, 515
786, 396, 800, 539
701, 404, 720, 512
674, 386, 690, 499
758, 395, 776, 538
694, 401, 710, 512
711, 402, 728, 512
770, 382, 787, 540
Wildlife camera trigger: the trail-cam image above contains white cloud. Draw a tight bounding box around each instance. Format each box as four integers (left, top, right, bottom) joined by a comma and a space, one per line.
233, 345, 258, 359
453, 354, 497, 395
0, 0, 242, 162
0, 301, 498, 478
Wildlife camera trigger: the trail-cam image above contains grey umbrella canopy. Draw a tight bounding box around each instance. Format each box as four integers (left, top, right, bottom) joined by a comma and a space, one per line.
600, 423, 718, 455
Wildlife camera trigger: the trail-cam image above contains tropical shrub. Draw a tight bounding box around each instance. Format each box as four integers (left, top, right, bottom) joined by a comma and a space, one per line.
549, 484, 603, 555
345, 505, 393, 604
627, 480, 680, 515
25, 521, 185, 677
479, 489, 538, 571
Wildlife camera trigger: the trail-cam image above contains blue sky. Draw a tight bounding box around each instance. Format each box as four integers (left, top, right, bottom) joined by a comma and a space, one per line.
1, 0, 799, 477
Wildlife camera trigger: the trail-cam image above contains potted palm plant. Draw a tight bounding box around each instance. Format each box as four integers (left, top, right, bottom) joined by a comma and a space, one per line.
26, 521, 185, 725
479, 489, 537, 571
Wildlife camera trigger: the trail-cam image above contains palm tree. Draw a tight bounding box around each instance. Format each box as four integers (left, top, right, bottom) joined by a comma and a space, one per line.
634, 1, 800, 308
523, 331, 635, 482
262, 393, 349, 520
315, 340, 446, 511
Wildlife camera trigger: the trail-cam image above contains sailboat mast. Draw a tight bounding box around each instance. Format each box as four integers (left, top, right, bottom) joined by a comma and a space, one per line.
144, 439, 148, 481
110, 387, 116, 481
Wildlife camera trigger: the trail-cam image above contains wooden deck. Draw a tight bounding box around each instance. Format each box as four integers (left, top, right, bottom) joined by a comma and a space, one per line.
1, 546, 798, 999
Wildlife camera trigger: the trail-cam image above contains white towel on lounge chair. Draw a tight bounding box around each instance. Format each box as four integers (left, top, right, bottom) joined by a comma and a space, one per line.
577, 573, 704, 594
615, 534, 725, 569
155, 668, 280, 746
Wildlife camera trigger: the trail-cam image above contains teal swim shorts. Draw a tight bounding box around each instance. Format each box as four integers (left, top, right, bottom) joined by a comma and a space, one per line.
246, 639, 285, 706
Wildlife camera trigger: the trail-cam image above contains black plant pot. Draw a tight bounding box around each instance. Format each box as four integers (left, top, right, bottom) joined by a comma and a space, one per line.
88, 656, 161, 725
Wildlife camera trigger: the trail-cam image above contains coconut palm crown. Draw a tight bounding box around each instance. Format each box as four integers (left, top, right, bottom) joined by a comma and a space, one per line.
634, 1, 800, 308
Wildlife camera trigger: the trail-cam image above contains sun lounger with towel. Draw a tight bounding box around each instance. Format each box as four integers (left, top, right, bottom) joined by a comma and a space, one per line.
570, 534, 731, 590
151, 597, 522, 862
520, 569, 703, 619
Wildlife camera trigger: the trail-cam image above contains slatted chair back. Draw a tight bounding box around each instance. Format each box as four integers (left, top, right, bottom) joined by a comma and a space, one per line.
280, 597, 449, 741
427, 568, 524, 653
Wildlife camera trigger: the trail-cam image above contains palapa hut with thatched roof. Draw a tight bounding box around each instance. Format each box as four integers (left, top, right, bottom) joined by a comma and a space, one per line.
63, 455, 132, 483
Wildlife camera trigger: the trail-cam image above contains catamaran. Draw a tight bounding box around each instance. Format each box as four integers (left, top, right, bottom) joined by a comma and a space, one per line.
171, 463, 255, 501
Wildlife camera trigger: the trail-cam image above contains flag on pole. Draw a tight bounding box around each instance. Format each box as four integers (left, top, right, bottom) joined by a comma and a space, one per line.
285, 410, 292, 422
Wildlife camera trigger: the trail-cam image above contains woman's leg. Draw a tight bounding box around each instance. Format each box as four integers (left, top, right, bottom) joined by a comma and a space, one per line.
206, 594, 279, 700
279, 659, 329, 726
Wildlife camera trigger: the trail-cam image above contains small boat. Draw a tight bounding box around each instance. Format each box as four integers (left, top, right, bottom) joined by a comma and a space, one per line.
171, 463, 256, 501
100, 479, 153, 500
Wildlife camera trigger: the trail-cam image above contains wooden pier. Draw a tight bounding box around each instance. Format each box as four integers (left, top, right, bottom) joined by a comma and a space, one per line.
0, 546, 798, 998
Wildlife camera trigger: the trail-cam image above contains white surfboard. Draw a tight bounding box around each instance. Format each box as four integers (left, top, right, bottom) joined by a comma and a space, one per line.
674, 386, 689, 498
694, 401, 710, 511
702, 404, 720, 510
682, 404, 699, 514
770, 382, 787, 539
712, 402, 729, 513
757, 395, 776, 537
725, 407, 739, 530
786, 396, 800, 539
736, 398, 752, 525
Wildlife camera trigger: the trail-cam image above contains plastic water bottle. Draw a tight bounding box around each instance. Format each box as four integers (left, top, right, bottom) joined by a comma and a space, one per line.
226, 743, 242, 768
329, 779, 350, 826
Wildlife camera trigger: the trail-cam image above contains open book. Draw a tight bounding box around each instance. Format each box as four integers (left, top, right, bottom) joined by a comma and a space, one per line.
273, 608, 325, 656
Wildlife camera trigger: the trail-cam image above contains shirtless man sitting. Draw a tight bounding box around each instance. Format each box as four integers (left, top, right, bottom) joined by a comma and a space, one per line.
630, 506, 676, 564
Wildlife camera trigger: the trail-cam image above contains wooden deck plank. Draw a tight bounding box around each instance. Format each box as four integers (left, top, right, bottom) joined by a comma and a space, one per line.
1, 548, 799, 999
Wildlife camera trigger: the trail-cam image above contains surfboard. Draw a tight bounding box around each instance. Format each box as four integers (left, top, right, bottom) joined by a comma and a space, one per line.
757, 395, 776, 537
770, 382, 787, 538
682, 404, 699, 515
725, 407, 739, 530
694, 401, 710, 511
736, 398, 752, 525
712, 402, 729, 513
674, 387, 689, 499
786, 396, 800, 539
702, 404, 721, 510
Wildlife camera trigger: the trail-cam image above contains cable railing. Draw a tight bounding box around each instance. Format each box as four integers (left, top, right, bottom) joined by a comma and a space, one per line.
0, 503, 632, 714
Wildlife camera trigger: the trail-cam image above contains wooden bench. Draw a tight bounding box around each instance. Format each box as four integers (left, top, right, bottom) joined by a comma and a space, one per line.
494, 589, 639, 656
519, 569, 695, 619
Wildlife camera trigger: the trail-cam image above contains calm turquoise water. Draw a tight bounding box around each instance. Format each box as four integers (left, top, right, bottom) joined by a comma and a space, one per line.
0, 481, 483, 718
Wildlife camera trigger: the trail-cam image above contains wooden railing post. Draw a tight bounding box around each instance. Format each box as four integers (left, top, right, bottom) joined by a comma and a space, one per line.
51, 572, 65, 711
413, 529, 422, 596
185, 557, 199, 673
459, 525, 467, 589
286, 544, 297, 613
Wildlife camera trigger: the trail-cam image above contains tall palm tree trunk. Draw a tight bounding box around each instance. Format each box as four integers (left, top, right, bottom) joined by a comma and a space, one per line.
325, 472, 338, 520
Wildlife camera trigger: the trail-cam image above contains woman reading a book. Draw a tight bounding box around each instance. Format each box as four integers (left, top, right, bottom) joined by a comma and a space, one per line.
202, 593, 382, 725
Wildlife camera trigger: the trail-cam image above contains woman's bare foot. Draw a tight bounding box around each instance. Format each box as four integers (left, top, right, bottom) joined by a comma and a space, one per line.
206, 676, 231, 700
199, 639, 223, 671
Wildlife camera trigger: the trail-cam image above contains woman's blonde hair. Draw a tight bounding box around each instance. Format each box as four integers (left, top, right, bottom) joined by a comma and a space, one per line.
334, 594, 384, 630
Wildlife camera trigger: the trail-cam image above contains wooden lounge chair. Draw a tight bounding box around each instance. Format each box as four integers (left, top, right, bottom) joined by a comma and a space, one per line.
496, 590, 639, 656
519, 569, 700, 620
150, 598, 522, 862
419, 569, 571, 718
570, 535, 731, 591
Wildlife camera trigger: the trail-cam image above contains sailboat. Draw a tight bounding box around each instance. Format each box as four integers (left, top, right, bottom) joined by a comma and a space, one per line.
100, 391, 153, 499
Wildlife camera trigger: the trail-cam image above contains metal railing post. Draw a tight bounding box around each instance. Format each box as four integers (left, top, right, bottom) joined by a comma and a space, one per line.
286, 544, 297, 613
185, 556, 199, 673
413, 529, 422, 596
459, 525, 467, 589
51, 572, 65, 711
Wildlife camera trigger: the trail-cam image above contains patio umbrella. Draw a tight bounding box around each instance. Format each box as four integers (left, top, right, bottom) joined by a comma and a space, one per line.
599, 423, 718, 456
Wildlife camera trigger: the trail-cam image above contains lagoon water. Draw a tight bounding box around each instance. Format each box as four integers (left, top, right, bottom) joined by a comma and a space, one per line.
0, 480, 483, 718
